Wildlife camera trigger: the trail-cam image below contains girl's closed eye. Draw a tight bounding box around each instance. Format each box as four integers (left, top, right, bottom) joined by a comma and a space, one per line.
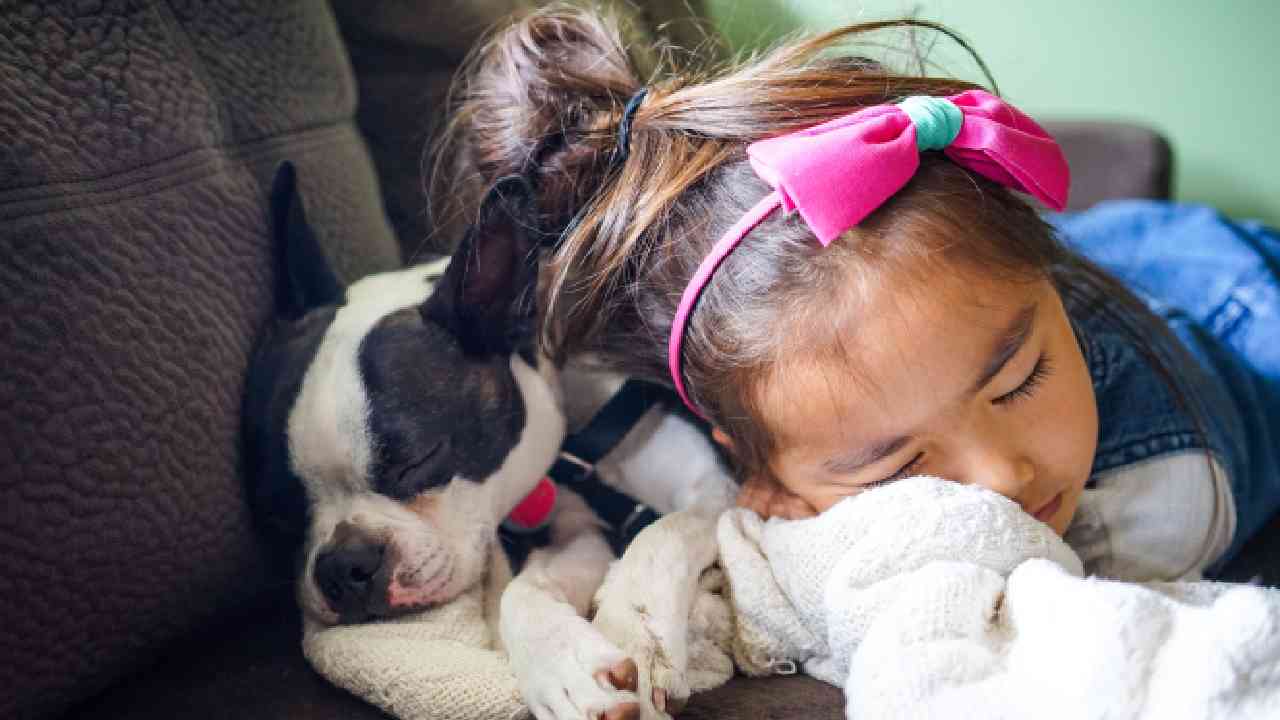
874, 452, 924, 486
869, 355, 1053, 487
994, 354, 1054, 406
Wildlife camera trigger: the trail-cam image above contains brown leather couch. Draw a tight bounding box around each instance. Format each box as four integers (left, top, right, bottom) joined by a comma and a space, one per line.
2, 2, 1275, 719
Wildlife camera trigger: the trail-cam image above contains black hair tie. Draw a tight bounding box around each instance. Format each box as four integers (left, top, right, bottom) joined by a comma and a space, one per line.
613, 87, 649, 168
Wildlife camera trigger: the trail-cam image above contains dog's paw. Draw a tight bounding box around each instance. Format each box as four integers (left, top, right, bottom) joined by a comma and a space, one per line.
588, 509, 726, 718
591, 566, 737, 717
685, 568, 735, 693
510, 610, 642, 720
591, 591, 691, 718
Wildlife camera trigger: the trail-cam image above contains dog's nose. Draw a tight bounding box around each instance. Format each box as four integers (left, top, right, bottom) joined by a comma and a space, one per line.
315, 542, 385, 615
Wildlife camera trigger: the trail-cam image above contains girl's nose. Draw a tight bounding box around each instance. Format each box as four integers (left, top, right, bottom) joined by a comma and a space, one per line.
963, 448, 1036, 508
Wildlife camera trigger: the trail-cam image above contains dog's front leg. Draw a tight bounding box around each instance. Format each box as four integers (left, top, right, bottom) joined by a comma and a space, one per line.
591, 508, 732, 718
502, 489, 641, 720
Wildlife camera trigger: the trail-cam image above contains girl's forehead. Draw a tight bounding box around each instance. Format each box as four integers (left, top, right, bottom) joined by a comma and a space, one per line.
758, 268, 1050, 452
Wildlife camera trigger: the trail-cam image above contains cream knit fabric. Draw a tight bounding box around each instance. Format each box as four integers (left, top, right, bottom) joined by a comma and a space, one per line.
302, 531, 735, 720
303, 539, 530, 720
717, 476, 1280, 719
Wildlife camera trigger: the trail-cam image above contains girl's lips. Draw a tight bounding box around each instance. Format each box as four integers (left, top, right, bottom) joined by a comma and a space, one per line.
1032, 492, 1064, 523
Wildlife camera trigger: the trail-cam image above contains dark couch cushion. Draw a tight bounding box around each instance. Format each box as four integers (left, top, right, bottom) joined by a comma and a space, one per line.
63, 597, 391, 720
1042, 120, 1173, 212
0, 2, 400, 718
66, 595, 844, 720
0, 1, 219, 187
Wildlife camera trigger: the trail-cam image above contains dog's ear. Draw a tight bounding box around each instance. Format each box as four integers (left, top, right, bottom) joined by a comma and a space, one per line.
270, 162, 345, 318
422, 175, 541, 356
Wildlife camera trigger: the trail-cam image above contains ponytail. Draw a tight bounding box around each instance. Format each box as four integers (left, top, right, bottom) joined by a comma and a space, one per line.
429, 5, 652, 255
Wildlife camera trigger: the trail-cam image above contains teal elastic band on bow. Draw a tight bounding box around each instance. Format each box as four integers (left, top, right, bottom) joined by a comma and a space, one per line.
897, 96, 963, 151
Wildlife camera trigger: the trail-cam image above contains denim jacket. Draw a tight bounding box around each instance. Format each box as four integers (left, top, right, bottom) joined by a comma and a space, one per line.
1052, 201, 1280, 576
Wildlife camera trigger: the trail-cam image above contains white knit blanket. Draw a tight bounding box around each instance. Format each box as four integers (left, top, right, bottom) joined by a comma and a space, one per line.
717, 476, 1280, 719
302, 538, 530, 720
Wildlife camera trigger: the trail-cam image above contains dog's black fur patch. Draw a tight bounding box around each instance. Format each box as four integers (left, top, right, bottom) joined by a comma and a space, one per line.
243, 163, 349, 556
243, 304, 338, 553
359, 308, 526, 501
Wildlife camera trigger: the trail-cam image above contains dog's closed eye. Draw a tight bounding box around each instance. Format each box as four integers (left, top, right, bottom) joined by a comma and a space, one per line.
391, 437, 453, 498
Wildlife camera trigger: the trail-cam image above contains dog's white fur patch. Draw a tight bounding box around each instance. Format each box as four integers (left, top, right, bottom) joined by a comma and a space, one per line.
288, 260, 448, 501
486, 354, 565, 518
597, 408, 736, 515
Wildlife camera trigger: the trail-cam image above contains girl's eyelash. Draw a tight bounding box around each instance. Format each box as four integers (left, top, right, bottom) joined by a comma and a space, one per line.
875, 452, 924, 486
994, 353, 1053, 406
866, 354, 1052, 487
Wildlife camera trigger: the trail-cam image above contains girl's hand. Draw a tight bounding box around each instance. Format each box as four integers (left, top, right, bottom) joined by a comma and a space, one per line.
736, 475, 817, 520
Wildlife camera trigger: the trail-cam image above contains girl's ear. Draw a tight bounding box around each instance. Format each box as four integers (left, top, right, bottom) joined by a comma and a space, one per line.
711, 427, 734, 449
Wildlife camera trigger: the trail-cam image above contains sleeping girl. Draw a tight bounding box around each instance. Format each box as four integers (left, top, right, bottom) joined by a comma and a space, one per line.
435, 5, 1280, 584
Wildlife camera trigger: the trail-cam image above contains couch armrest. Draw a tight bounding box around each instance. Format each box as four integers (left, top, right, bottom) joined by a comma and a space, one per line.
1042, 121, 1173, 211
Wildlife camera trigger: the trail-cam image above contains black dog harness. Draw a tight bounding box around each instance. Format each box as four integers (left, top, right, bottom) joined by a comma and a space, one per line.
499, 380, 674, 567
553, 379, 667, 553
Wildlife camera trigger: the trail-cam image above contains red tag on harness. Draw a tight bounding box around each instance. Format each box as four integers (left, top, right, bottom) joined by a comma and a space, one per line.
504, 476, 557, 532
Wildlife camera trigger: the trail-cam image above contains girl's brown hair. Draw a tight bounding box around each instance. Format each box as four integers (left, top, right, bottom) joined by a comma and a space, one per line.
433, 5, 1213, 484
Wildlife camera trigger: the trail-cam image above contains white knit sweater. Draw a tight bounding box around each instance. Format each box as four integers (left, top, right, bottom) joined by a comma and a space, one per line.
717, 476, 1280, 719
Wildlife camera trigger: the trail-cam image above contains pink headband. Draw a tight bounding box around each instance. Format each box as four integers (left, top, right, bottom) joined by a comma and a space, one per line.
667, 89, 1071, 416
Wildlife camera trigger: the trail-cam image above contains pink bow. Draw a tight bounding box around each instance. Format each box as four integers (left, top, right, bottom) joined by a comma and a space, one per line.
747, 89, 1070, 245
669, 90, 1071, 416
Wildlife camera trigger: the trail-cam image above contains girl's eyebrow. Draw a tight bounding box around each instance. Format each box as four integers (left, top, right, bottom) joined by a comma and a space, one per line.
822, 302, 1039, 477
970, 302, 1039, 394
823, 435, 912, 475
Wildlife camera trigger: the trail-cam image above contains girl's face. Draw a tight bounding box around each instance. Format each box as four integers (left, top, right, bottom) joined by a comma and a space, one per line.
759, 265, 1098, 536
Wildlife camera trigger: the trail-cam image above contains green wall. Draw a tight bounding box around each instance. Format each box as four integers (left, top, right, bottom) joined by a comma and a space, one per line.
707, 0, 1280, 226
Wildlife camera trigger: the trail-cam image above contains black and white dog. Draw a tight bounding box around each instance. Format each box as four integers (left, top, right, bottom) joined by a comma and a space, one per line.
242, 164, 734, 719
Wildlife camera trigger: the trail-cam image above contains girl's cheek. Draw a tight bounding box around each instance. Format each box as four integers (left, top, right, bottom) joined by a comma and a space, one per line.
814, 488, 852, 513
813, 482, 885, 514
1043, 342, 1099, 478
